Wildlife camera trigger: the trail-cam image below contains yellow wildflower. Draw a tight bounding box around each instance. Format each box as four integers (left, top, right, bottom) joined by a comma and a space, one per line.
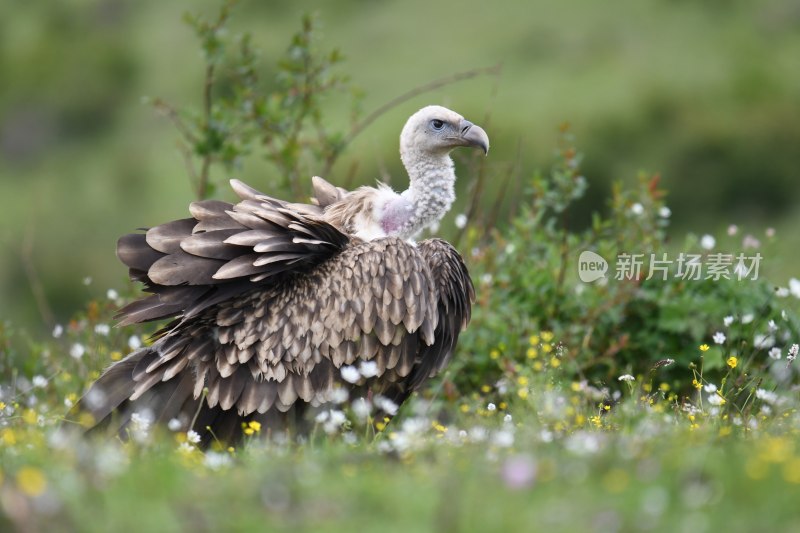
110, 351, 123, 361
2, 428, 16, 445
659, 383, 670, 392
22, 409, 38, 425
526, 347, 538, 359
700, 344, 710, 352
459, 404, 469, 413
528, 335, 540, 345
480, 384, 492, 393
541, 331, 554, 342
517, 376, 529, 386
692, 379, 702, 390
532, 361, 543, 372
727, 356, 738, 369
489, 349, 500, 360
16, 467, 47, 497
243, 420, 262, 436
518, 388, 529, 400
542, 343, 553, 354
550, 357, 561, 368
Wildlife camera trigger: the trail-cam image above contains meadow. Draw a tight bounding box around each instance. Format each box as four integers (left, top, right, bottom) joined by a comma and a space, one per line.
2, 1, 800, 531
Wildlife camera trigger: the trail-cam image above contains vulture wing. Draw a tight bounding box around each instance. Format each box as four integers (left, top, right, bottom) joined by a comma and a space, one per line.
77, 180, 473, 445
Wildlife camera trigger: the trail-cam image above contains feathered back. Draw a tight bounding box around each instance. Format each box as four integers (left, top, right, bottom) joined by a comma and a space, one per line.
77, 178, 474, 446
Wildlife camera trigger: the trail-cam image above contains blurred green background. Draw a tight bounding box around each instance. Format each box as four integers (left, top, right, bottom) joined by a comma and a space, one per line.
1, 0, 799, 332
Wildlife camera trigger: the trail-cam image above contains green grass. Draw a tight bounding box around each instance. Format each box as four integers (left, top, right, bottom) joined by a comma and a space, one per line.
3, 365, 800, 531
3, 308, 800, 531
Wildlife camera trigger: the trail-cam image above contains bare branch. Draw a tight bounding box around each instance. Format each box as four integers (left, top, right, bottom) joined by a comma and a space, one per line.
326, 63, 503, 176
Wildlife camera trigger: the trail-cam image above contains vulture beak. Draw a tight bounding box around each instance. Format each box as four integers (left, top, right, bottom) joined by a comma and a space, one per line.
458, 120, 490, 155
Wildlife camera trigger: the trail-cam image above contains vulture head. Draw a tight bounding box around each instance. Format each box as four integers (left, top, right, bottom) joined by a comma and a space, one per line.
400, 105, 490, 160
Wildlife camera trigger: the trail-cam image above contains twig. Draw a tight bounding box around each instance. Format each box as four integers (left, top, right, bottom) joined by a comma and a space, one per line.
322, 63, 503, 176
152, 99, 198, 145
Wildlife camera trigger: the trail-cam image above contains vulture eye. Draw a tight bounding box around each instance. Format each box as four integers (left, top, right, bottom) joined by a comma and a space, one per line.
431, 119, 445, 130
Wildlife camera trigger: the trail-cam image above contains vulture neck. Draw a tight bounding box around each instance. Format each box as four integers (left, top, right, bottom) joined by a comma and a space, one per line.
400, 149, 457, 237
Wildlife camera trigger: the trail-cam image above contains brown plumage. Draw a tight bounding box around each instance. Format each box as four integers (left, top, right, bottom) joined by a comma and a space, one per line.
74, 106, 485, 445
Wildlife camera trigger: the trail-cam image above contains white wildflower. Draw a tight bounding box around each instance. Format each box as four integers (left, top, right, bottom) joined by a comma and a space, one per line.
658, 206, 671, 218
63, 397, 74, 408
340, 365, 360, 384
328, 388, 349, 404
768, 320, 778, 332
742, 235, 760, 249
723, 316, 734, 327
167, 418, 182, 431
712, 332, 726, 344
129, 410, 153, 443
755, 389, 778, 405
754, 334, 775, 349
52, 324, 64, 339
789, 278, 800, 299
727, 224, 738, 236
204, 451, 232, 470
358, 361, 378, 378
703, 383, 717, 394
468, 426, 488, 442
106, 289, 119, 301
492, 429, 515, 448
766, 227, 775, 238
83, 276, 93, 286
32, 375, 48, 388
480, 273, 493, 286
128, 335, 142, 350
565, 431, 602, 455
342, 432, 357, 445
177, 442, 195, 454
186, 430, 201, 444
630, 203, 644, 216
769, 347, 782, 360
374, 395, 398, 416
454, 214, 468, 229
618, 374, 635, 382
504, 414, 513, 424
505, 243, 516, 255
351, 398, 372, 420
700, 234, 716, 250
94, 323, 110, 336
487, 402, 497, 412
315, 411, 330, 424
324, 410, 347, 435
788, 344, 799, 364
776, 287, 790, 298
69, 343, 85, 360
741, 313, 754, 325
707, 393, 725, 406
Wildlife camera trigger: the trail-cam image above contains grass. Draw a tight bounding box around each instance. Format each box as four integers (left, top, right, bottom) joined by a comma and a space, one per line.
2, 309, 800, 531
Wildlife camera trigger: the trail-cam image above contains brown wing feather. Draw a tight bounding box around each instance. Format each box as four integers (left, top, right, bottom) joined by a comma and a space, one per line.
81, 179, 472, 446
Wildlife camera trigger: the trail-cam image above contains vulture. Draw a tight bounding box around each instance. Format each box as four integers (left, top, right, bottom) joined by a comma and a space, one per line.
75, 105, 489, 445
